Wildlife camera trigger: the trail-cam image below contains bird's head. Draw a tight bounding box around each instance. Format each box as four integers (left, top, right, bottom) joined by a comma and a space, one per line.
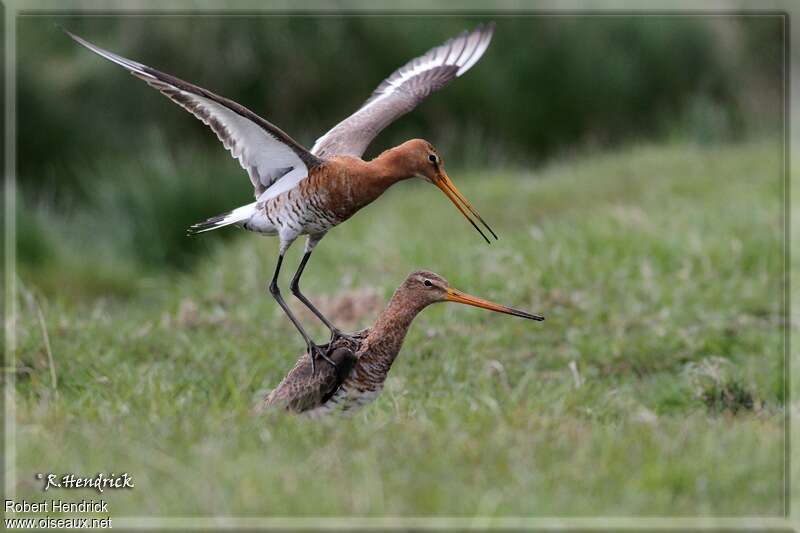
398, 139, 498, 244
401, 270, 544, 321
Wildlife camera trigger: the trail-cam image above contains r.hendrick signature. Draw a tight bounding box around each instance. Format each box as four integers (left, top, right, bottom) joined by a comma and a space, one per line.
36, 472, 134, 493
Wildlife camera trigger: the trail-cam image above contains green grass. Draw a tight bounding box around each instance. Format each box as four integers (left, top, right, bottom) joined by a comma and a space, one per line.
11, 141, 784, 517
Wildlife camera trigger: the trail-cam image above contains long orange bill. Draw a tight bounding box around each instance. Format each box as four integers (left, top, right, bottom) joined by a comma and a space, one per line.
435, 171, 498, 244
446, 288, 544, 321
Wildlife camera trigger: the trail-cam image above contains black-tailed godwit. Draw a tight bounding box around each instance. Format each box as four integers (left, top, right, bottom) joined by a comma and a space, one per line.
67, 24, 496, 371
260, 270, 543, 416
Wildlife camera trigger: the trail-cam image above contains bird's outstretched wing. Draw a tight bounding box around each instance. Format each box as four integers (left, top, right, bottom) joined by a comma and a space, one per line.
66, 30, 323, 199
310, 23, 495, 158
262, 346, 357, 413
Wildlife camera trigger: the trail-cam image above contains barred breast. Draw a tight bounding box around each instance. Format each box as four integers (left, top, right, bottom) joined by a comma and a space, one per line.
255, 162, 363, 240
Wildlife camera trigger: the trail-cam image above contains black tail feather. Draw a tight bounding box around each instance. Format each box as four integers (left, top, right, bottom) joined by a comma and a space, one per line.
186, 213, 230, 236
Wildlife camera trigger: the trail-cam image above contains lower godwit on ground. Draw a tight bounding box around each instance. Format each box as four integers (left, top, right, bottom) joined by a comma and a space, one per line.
259, 270, 544, 416
66, 24, 497, 373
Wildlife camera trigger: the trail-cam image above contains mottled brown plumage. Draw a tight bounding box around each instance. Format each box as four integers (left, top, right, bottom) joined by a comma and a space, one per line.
260, 270, 544, 416
260, 337, 364, 413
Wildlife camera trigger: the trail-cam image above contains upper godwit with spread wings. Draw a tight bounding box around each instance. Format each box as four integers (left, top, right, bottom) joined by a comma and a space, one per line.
67, 23, 497, 371
260, 270, 544, 416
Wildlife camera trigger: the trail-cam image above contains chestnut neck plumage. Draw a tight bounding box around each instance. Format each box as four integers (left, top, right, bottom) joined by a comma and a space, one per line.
372, 144, 421, 179
357, 286, 432, 375
350, 145, 418, 204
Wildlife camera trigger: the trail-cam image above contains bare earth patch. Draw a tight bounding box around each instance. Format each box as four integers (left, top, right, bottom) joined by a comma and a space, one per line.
296, 287, 385, 328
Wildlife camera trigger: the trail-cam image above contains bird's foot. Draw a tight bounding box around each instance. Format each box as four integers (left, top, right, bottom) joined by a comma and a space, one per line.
309, 343, 338, 374
328, 328, 358, 347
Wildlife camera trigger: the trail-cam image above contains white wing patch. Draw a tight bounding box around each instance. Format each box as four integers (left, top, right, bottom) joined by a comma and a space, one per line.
255, 166, 309, 203
160, 90, 306, 195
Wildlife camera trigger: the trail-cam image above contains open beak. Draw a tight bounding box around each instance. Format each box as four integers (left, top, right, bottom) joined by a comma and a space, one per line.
434, 169, 498, 244
446, 287, 544, 321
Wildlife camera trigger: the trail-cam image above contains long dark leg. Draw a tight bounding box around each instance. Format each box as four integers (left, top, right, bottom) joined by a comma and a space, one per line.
289, 249, 343, 339
269, 253, 336, 373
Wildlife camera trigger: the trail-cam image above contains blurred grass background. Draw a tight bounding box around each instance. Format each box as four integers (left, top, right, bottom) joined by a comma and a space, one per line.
14, 143, 784, 516
10, 14, 785, 517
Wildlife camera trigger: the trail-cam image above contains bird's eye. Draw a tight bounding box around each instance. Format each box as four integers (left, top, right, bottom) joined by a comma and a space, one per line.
428, 154, 438, 164
423, 279, 433, 287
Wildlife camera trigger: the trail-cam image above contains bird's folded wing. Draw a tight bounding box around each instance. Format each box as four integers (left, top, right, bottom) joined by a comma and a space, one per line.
66, 30, 323, 199
263, 347, 356, 413
310, 22, 495, 158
